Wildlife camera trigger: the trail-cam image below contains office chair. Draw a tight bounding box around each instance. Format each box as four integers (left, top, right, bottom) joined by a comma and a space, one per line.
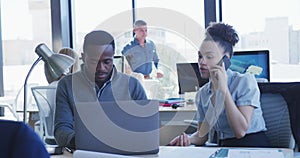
31, 86, 63, 155
259, 82, 300, 151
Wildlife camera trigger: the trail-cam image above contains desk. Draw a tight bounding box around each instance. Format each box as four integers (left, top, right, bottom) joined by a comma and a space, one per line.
51, 146, 296, 158
159, 103, 197, 125
159, 104, 197, 145
17, 105, 39, 128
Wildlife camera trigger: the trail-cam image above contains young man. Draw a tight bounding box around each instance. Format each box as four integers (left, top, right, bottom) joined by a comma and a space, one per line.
54, 30, 147, 149
122, 20, 163, 79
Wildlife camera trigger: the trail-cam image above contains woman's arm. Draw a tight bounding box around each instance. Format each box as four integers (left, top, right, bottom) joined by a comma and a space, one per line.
210, 63, 254, 139
223, 88, 254, 138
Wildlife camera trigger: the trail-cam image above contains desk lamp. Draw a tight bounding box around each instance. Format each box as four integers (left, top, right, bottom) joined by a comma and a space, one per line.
23, 43, 75, 122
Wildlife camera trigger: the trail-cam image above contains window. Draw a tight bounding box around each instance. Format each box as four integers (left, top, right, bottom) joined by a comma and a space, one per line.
72, 0, 132, 55
1, 0, 51, 109
135, 0, 205, 98
222, 0, 300, 82
72, 0, 206, 99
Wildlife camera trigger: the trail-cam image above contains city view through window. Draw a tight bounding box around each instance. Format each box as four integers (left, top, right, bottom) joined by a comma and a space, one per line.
223, 0, 300, 82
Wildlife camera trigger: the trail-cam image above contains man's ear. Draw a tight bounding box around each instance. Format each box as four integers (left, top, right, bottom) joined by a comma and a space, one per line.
133, 27, 138, 33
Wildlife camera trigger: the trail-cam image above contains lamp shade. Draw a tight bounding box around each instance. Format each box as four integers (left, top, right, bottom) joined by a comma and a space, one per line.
23, 43, 75, 122
35, 43, 75, 80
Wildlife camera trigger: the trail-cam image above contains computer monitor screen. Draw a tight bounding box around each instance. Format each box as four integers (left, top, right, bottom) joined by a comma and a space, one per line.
113, 56, 125, 73
176, 63, 209, 94
176, 50, 270, 94
230, 50, 270, 82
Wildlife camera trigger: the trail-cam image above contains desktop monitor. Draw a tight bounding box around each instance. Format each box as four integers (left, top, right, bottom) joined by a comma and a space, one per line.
176, 50, 270, 94
230, 50, 270, 82
176, 63, 209, 94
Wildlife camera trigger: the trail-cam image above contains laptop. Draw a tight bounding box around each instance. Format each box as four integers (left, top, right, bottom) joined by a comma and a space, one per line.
73, 150, 138, 158
74, 100, 160, 155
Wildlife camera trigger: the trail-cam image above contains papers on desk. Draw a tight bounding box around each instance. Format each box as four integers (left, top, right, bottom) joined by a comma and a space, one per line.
209, 148, 284, 158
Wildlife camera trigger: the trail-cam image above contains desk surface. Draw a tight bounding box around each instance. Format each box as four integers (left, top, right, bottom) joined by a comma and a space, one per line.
52, 146, 296, 158
20, 103, 197, 113
159, 104, 197, 112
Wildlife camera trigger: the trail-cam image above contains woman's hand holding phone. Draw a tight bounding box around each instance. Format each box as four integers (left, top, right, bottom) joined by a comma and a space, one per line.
210, 56, 230, 92
217, 55, 231, 70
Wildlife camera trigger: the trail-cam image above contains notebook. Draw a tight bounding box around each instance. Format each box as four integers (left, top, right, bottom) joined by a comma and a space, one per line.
74, 100, 160, 155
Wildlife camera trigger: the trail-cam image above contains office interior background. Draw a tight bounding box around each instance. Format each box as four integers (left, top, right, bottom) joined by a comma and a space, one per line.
0, 0, 300, 112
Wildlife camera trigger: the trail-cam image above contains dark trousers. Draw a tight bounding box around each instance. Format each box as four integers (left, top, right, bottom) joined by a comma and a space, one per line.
219, 131, 270, 147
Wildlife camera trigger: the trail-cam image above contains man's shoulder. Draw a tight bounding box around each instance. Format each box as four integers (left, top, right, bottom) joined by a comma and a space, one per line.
115, 71, 131, 79
114, 72, 141, 83
122, 39, 137, 54
146, 38, 154, 43
59, 73, 73, 82
58, 71, 82, 85
145, 39, 156, 49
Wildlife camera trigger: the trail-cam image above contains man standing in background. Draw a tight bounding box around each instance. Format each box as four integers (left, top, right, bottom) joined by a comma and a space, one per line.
122, 20, 164, 79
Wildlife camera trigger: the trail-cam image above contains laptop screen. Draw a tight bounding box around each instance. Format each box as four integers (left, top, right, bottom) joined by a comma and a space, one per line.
74, 100, 159, 155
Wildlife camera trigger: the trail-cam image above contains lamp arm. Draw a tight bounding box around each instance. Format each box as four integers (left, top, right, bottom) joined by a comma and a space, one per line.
23, 56, 43, 123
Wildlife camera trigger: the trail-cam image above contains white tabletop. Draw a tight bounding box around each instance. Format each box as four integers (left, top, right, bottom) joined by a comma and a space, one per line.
52, 146, 296, 158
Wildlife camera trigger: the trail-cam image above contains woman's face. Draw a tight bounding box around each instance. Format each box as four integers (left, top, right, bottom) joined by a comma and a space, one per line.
198, 40, 225, 79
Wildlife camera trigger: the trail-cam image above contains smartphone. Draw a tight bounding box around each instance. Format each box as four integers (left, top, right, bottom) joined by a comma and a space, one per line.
217, 55, 231, 70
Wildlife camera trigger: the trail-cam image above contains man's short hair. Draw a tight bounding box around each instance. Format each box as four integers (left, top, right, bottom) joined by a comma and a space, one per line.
134, 20, 147, 27
83, 30, 115, 51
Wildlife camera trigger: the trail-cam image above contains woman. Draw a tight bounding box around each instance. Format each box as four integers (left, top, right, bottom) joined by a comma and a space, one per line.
169, 22, 270, 147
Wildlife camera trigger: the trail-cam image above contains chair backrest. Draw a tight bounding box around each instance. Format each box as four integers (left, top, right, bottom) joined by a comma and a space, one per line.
258, 82, 300, 149
14, 83, 38, 112
260, 93, 293, 148
31, 86, 57, 140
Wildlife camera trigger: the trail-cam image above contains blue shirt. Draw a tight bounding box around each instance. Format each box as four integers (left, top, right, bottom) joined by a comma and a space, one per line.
121, 38, 159, 75
196, 69, 267, 140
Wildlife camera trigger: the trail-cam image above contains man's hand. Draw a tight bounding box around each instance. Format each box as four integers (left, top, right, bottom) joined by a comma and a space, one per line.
156, 69, 164, 78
